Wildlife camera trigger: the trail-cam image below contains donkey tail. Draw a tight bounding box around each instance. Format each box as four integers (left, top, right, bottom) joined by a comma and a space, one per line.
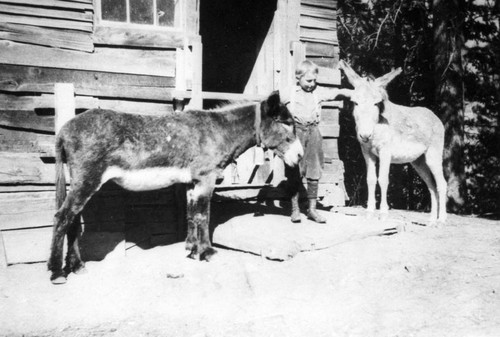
55, 135, 67, 210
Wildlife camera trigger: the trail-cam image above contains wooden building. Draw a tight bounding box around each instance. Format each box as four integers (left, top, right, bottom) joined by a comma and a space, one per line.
0, 0, 346, 265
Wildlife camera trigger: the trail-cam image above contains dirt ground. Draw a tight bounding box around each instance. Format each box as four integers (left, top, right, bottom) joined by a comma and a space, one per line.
1, 205, 500, 337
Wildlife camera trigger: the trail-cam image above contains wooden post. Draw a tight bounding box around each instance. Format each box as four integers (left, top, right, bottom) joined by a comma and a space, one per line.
275, 0, 289, 89
54, 83, 75, 133
190, 40, 203, 109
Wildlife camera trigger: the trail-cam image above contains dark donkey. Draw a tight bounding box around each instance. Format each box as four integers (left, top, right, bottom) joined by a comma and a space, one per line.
48, 91, 303, 284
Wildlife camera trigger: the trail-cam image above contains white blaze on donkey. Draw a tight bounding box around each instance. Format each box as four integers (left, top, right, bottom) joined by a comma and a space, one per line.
339, 60, 447, 223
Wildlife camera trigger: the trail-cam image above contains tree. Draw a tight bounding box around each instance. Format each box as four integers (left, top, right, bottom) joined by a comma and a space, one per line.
338, 0, 499, 217
462, 0, 500, 216
433, 0, 467, 213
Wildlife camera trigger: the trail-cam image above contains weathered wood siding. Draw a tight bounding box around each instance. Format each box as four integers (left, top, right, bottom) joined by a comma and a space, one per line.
243, 0, 346, 205
0, 0, 346, 265
300, 0, 345, 205
0, 0, 199, 265
300, 0, 339, 68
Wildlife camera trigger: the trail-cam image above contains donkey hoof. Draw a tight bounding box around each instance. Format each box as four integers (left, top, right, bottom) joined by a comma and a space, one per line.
366, 205, 376, 213
187, 251, 200, 260
200, 247, 218, 262
50, 271, 67, 285
66, 260, 86, 274
74, 265, 87, 275
429, 220, 444, 229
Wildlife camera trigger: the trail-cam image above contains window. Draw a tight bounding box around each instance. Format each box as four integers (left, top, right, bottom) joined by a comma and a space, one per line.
100, 0, 177, 28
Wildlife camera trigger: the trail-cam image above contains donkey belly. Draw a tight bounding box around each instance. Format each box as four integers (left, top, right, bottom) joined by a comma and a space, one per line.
101, 166, 193, 191
390, 140, 427, 164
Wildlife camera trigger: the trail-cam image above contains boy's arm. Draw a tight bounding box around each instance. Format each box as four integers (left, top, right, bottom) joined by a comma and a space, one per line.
317, 87, 352, 102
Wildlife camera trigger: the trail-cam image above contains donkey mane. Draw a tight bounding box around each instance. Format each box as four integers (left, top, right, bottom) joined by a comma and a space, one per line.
182, 102, 257, 130
192, 100, 255, 113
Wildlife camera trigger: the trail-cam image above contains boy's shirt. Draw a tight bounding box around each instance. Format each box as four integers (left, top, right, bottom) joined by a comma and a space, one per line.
280, 85, 342, 125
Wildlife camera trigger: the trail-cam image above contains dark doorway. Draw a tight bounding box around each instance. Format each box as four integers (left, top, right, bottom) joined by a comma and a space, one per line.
200, 0, 277, 94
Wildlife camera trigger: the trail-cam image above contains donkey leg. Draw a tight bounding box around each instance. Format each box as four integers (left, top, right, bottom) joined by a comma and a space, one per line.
185, 175, 217, 261
48, 192, 86, 284
411, 156, 438, 223
377, 150, 392, 213
196, 194, 217, 261
48, 181, 100, 283
65, 178, 104, 274
185, 183, 198, 252
425, 149, 448, 223
186, 195, 216, 260
65, 217, 86, 275
48, 197, 75, 283
363, 150, 378, 212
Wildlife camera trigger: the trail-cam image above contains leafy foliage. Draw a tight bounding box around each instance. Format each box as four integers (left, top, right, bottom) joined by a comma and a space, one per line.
462, 0, 500, 216
337, 0, 499, 217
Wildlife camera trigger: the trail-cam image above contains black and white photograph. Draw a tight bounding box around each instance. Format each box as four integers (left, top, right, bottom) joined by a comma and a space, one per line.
0, 0, 499, 336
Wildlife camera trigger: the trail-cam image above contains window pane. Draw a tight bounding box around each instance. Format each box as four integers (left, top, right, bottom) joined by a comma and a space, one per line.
102, 0, 126, 22
130, 0, 154, 25
157, 0, 175, 27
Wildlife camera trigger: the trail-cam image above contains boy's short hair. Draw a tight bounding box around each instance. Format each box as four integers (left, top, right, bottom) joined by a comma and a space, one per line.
295, 60, 319, 79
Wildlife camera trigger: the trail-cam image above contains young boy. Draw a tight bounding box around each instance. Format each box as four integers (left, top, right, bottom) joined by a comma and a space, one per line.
282, 60, 349, 223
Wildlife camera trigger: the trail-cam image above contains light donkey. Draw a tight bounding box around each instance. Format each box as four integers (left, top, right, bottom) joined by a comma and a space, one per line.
339, 60, 447, 223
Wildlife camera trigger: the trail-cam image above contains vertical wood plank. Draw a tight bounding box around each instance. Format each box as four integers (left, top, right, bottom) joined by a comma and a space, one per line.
190, 40, 203, 109
54, 83, 75, 133
175, 47, 186, 90
184, 0, 200, 35
277, 0, 292, 89
273, 3, 282, 90
287, 0, 300, 42
291, 41, 306, 78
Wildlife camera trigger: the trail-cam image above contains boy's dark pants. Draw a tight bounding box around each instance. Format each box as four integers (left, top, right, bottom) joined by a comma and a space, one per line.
286, 123, 326, 223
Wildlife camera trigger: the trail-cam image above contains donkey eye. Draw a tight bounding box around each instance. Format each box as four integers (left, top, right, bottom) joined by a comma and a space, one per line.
274, 117, 293, 126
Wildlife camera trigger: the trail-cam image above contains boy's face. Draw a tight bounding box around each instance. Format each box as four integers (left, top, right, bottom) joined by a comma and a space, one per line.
298, 71, 317, 92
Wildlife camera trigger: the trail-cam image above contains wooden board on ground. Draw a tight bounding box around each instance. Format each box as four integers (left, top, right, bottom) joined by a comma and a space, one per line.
1, 227, 125, 265
212, 211, 405, 261
332, 206, 433, 227
1, 226, 52, 265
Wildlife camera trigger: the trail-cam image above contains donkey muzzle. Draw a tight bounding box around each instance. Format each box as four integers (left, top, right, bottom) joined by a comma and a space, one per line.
359, 133, 372, 143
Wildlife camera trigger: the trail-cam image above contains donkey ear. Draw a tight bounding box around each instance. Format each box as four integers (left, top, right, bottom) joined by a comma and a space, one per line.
338, 60, 364, 88
374, 67, 402, 88
265, 90, 281, 115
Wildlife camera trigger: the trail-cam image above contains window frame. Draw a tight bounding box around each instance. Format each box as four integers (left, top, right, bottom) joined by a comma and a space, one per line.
94, 0, 184, 32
